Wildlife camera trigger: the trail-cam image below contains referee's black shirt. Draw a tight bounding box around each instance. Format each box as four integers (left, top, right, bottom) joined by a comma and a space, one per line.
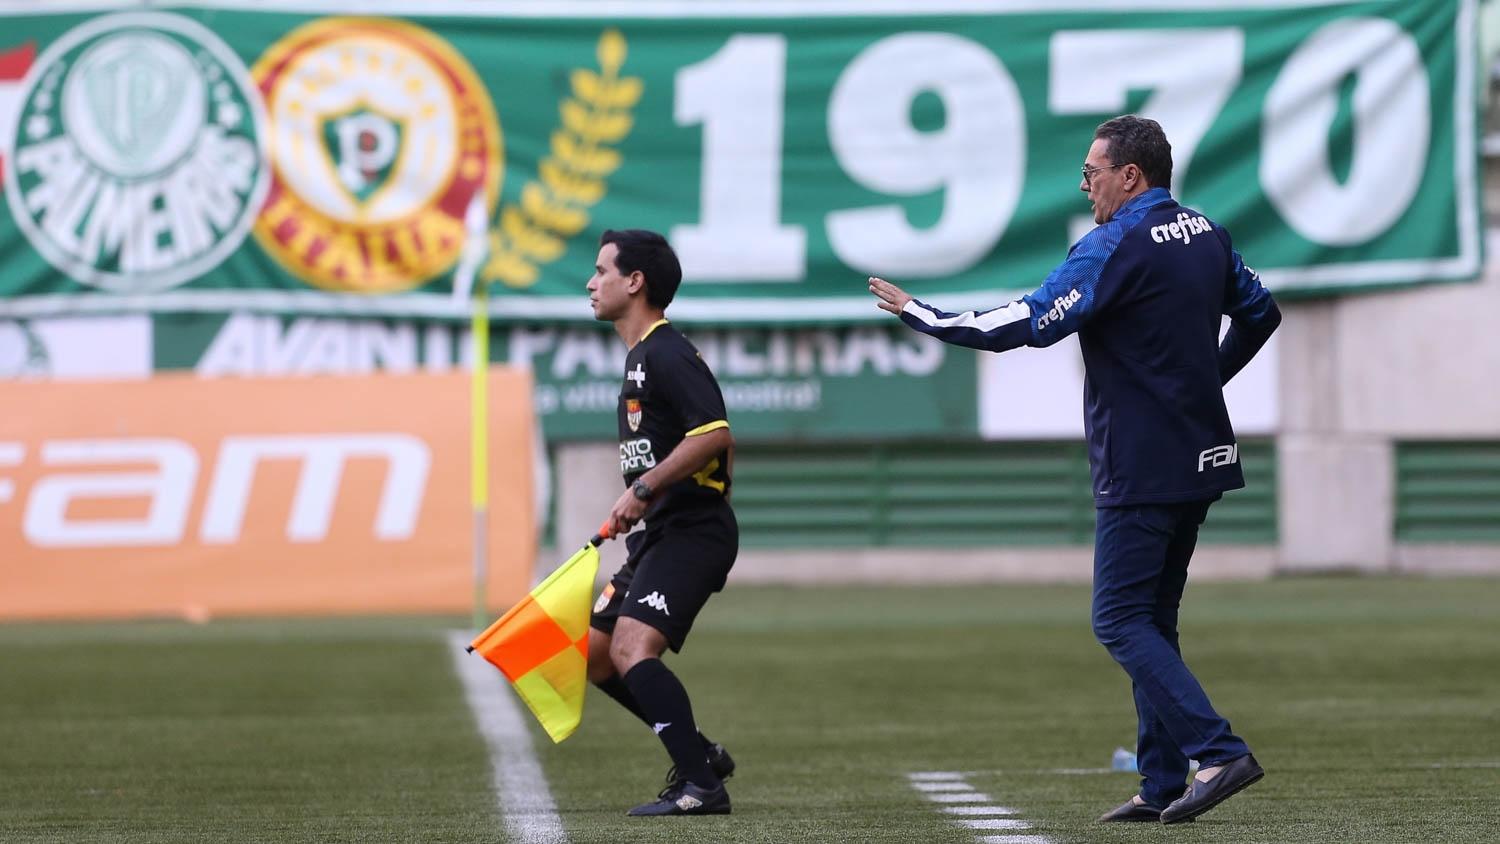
617, 320, 733, 518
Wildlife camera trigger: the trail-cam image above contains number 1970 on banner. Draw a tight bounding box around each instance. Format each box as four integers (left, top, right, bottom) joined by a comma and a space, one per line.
674, 22, 1431, 283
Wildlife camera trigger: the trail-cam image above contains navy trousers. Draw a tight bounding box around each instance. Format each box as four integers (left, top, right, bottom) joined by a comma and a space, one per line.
1092, 499, 1250, 808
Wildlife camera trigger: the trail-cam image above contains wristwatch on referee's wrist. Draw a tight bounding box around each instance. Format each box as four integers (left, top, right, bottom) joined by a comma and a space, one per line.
630, 479, 655, 502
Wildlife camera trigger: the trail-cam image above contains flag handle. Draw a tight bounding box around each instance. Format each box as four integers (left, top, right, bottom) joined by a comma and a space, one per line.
464, 520, 616, 655
590, 520, 615, 548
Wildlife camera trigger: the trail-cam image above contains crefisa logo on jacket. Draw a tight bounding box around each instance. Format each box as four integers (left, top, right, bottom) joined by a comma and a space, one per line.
251, 18, 502, 293
1, 13, 269, 293
1035, 288, 1082, 330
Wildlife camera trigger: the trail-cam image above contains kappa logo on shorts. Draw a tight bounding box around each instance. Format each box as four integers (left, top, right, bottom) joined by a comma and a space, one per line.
636, 591, 670, 615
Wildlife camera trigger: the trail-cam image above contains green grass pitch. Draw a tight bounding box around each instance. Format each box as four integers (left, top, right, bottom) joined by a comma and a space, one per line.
2, 577, 1498, 843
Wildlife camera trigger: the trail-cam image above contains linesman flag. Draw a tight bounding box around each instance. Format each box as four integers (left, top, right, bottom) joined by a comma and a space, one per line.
467, 526, 611, 743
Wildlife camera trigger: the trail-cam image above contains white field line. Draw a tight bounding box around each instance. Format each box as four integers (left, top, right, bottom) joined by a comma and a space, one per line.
907, 771, 967, 781
449, 631, 568, 844
912, 781, 976, 792
960, 819, 1031, 830
929, 792, 994, 803
944, 806, 1020, 816
908, 771, 1052, 844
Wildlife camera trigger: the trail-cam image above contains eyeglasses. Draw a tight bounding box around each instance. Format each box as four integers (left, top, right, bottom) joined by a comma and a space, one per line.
1081, 163, 1126, 186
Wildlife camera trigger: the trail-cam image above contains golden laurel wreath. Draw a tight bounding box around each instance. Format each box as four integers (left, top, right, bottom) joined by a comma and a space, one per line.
482, 29, 642, 288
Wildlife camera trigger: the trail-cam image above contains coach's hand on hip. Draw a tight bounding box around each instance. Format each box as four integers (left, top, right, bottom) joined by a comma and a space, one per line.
868, 277, 912, 315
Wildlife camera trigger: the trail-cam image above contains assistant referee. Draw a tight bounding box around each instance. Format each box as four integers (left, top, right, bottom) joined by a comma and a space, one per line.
583, 228, 738, 817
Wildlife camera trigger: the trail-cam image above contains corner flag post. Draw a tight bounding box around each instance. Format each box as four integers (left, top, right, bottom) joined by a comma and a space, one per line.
456, 191, 491, 632
470, 283, 490, 632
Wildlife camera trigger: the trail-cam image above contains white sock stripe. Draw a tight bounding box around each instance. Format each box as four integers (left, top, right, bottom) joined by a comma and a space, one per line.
449, 631, 568, 844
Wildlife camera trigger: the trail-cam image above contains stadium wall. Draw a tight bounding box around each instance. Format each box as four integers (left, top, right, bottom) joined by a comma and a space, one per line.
1277, 230, 1500, 576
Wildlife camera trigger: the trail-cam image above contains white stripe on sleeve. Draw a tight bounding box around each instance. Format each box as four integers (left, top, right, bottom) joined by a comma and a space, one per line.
903, 298, 1030, 332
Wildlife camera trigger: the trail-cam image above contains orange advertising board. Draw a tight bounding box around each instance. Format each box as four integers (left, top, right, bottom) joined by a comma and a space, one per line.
0, 370, 535, 620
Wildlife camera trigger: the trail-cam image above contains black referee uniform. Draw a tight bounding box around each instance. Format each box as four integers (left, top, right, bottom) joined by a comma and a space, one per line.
590, 318, 738, 650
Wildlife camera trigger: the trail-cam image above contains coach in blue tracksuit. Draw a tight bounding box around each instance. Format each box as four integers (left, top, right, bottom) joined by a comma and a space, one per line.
869, 115, 1279, 825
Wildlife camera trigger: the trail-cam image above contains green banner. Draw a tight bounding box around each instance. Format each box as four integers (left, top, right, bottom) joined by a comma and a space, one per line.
0, 0, 1482, 323
150, 312, 978, 440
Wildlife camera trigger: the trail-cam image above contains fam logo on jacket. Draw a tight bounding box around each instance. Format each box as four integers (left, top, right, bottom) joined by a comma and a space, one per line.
1, 13, 268, 293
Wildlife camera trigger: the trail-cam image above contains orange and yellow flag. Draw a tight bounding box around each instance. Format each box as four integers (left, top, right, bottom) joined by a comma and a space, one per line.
468, 535, 603, 743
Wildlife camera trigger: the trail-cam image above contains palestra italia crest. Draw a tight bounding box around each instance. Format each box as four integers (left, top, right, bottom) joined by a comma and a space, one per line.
251, 18, 502, 292
1, 13, 269, 293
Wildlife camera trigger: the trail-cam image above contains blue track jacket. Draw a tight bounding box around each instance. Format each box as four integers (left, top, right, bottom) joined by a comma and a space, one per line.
900, 188, 1281, 507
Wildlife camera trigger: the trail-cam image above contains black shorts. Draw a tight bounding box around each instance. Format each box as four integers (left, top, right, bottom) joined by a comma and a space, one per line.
590, 502, 738, 652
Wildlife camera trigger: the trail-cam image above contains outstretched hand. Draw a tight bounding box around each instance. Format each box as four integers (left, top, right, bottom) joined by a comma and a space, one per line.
867, 276, 912, 315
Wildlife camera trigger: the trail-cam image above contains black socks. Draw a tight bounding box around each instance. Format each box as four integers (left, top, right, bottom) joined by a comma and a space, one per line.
594, 674, 650, 723
594, 673, 717, 753
621, 658, 719, 788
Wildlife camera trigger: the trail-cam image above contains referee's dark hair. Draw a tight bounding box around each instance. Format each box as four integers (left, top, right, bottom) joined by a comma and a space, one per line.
600, 229, 683, 309
1095, 115, 1173, 190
